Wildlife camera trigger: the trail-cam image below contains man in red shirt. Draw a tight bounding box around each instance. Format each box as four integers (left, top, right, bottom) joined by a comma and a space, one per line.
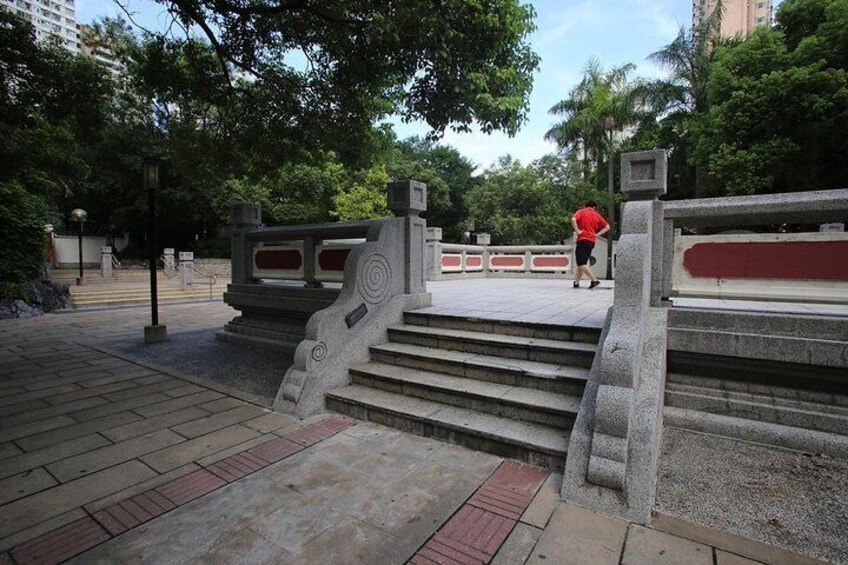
571, 201, 610, 289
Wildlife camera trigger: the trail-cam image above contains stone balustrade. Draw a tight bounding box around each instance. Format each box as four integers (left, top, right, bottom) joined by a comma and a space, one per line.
427, 239, 609, 280
218, 180, 431, 417
564, 150, 848, 525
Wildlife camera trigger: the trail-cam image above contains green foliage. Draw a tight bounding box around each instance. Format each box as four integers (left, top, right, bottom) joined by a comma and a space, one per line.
466, 155, 604, 245
158, 0, 540, 137
333, 167, 391, 221
545, 60, 644, 184
0, 182, 47, 283
691, 0, 848, 194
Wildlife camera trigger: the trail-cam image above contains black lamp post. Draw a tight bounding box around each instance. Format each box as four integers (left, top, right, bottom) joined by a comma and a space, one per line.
143, 156, 167, 343
69, 208, 88, 285
603, 117, 616, 280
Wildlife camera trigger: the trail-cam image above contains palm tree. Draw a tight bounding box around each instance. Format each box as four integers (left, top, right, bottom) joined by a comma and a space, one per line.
640, 1, 726, 197
544, 59, 642, 183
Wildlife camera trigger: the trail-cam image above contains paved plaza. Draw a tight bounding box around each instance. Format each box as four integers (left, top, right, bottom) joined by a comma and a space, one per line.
0, 279, 838, 563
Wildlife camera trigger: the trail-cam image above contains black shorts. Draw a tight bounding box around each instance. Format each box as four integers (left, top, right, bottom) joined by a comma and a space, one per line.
575, 240, 595, 266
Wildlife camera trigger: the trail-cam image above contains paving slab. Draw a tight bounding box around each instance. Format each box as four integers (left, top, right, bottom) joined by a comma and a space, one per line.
716, 550, 766, 565
528, 503, 628, 565
140, 424, 261, 473
492, 522, 544, 565
622, 525, 713, 565
0, 460, 157, 540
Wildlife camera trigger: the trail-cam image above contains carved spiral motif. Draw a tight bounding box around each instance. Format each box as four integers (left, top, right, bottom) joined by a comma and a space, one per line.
311, 341, 327, 362
358, 253, 392, 304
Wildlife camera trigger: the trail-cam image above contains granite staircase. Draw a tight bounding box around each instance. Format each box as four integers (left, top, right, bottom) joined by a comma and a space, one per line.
664, 309, 848, 459
326, 311, 601, 471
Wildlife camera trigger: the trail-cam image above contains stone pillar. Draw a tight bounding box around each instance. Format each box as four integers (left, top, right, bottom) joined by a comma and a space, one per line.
100, 246, 113, 279
179, 251, 194, 290
303, 237, 322, 288
231, 203, 262, 284
621, 150, 668, 306
388, 180, 427, 294
425, 227, 442, 281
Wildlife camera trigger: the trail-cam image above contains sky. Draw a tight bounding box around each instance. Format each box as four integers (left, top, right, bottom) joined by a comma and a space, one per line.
76, 0, 696, 170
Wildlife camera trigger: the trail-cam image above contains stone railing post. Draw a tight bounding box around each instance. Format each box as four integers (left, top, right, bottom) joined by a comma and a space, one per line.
162, 248, 175, 275
100, 246, 113, 279
179, 251, 194, 289
231, 203, 262, 284
388, 180, 427, 294
425, 227, 443, 280
564, 149, 669, 524
303, 236, 322, 288
620, 149, 668, 306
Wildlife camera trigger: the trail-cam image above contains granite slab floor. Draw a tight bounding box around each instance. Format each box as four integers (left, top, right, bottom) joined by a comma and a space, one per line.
70, 423, 501, 564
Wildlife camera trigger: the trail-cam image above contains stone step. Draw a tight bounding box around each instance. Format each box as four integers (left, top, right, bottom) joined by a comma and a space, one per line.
669, 308, 848, 342
665, 388, 848, 435
214, 329, 299, 354
349, 362, 580, 428
370, 342, 588, 395
73, 290, 221, 301
667, 380, 848, 418
404, 311, 601, 344
667, 350, 847, 392
221, 322, 305, 345
70, 294, 222, 309
667, 372, 848, 409
326, 385, 569, 471
387, 325, 596, 367
664, 406, 848, 460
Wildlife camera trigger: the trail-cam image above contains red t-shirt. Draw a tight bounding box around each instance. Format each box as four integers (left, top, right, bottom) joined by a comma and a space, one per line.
573, 207, 608, 243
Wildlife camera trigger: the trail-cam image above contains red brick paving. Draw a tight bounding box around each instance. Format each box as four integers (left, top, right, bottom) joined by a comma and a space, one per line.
10, 414, 356, 564
410, 459, 549, 565
11, 517, 110, 565
248, 436, 303, 463
282, 414, 355, 446
207, 451, 269, 482
156, 469, 228, 506
93, 491, 176, 536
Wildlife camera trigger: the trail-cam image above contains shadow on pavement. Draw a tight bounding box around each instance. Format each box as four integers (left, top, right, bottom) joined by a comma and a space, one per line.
102, 328, 291, 407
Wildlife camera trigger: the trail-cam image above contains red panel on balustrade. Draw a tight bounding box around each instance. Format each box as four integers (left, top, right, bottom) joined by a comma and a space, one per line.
466, 256, 483, 267
254, 249, 302, 270
318, 249, 350, 271
683, 241, 848, 281
533, 256, 569, 268
442, 256, 462, 267
490, 256, 524, 267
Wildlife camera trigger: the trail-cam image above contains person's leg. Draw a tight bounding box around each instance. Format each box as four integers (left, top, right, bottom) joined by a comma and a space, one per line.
574, 241, 590, 287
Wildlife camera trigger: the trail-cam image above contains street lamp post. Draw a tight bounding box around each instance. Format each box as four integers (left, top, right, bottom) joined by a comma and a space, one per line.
69, 208, 88, 285
143, 156, 167, 343
603, 118, 616, 280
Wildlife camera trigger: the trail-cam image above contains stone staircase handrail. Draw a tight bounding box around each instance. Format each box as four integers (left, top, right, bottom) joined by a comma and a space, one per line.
225, 181, 432, 418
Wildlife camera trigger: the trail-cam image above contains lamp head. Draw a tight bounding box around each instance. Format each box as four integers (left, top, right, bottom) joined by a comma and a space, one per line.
143, 156, 162, 190
69, 208, 88, 222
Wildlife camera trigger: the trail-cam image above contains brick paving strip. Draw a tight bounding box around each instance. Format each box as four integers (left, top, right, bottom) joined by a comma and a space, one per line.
410, 460, 549, 565
5, 415, 355, 565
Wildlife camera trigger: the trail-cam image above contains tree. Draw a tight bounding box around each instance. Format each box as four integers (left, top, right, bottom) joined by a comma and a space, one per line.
155, 0, 540, 139
466, 155, 603, 245
691, 0, 848, 195
0, 12, 113, 281
385, 137, 477, 241
634, 4, 727, 198
544, 60, 643, 184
